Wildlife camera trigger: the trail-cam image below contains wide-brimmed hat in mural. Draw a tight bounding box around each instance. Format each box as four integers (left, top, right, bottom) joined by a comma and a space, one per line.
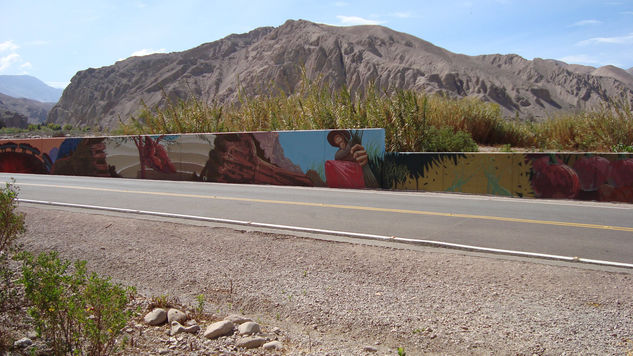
326, 130, 351, 147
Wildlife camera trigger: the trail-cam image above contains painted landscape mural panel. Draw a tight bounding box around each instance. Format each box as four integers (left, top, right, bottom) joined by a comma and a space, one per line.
0, 129, 386, 189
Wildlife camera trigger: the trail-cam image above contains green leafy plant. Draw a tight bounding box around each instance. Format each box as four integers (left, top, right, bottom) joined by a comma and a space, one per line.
0, 180, 25, 311
195, 294, 205, 315
397, 346, 406, 355
0, 180, 25, 255
17, 251, 134, 355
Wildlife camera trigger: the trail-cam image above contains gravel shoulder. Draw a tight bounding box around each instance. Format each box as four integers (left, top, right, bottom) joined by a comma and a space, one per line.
14, 204, 633, 355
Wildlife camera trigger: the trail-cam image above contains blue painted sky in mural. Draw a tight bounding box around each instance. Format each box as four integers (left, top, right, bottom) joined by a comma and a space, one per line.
277, 129, 385, 175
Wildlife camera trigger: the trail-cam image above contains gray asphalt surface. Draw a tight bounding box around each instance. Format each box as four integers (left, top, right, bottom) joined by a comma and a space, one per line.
3, 173, 633, 264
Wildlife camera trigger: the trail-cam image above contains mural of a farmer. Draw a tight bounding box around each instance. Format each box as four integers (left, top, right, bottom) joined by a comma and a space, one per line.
325, 130, 379, 188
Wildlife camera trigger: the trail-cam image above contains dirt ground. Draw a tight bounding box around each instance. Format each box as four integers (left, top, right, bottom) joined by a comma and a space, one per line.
8, 204, 633, 355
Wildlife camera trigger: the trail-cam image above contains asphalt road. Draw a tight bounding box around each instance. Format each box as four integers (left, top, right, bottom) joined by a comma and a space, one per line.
3, 173, 633, 265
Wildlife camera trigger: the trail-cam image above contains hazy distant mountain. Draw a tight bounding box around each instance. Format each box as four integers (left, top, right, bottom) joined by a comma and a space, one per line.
0, 92, 55, 124
628, 67, 633, 76
0, 75, 63, 103
48, 19, 633, 129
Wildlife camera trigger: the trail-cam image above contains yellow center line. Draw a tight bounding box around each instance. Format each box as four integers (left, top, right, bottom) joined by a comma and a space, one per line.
18, 182, 633, 232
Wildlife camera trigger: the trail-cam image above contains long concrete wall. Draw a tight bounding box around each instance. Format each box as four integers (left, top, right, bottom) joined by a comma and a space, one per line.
2, 131, 633, 203
384, 152, 633, 203
0, 129, 386, 189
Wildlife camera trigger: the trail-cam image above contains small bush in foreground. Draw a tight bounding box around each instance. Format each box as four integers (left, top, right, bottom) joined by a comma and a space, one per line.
0, 180, 25, 255
0, 180, 25, 312
17, 251, 135, 355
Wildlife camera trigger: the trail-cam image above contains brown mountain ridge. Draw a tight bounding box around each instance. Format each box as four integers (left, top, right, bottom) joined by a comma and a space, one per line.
48, 19, 633, 129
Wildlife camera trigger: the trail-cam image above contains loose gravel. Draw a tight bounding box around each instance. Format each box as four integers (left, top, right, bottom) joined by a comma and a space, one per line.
13, 205, 633, 355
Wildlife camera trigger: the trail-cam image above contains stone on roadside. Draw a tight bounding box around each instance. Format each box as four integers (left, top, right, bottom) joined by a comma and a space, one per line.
170, 321, 186, 336
224, 314, 252, 324
238, 321, 261, 335
183, 324, 200, 334
236, 336, 266, 349
14, 337, 33, 348
263, 340, 283, 350
363, 345, 378, 352
144, 308, 167, 326
204, 320, 234, 339
168, 308, 187, 324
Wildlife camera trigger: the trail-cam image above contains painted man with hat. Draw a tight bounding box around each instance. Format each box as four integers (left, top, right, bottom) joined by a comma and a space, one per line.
326, 130, 378, 188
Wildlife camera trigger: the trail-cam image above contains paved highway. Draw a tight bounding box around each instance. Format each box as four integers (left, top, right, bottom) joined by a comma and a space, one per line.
2, 173, 633, 265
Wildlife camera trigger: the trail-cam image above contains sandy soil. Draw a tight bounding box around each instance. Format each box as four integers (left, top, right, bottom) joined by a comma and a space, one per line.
11, 204, 633, 355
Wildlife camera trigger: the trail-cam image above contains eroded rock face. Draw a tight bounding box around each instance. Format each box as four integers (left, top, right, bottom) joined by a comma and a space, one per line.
48, 20, 633, 128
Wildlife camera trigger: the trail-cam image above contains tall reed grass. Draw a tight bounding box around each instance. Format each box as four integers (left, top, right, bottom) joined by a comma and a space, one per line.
118, 74, 633, 152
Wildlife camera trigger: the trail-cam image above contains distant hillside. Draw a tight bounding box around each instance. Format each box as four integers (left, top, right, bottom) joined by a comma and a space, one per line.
48, 19, 633, 129
0, 92, 55, 124
0, 75, 63, 102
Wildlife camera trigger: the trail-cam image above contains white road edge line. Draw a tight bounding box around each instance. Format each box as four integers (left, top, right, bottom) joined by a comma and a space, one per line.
19, 198, 633, 269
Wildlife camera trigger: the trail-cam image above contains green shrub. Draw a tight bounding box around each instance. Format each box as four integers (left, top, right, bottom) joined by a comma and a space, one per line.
17, 251, 134, 355
62, 124, 73, 131
422, 126, 479, 152
47, 123, 62, 131
0, 180, 25, 255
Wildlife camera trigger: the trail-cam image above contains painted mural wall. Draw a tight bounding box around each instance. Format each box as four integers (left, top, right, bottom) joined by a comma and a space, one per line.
2, 130, 633, 203
0, 129, 385, 189
384, 152, 633, 203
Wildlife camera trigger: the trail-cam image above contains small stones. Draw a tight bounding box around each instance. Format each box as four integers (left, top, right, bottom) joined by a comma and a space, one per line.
203, 320, 234, 339
238, 321, 261, 335
167, 308, 187, 324
224, 314, 252, 325
144, 308, 167, 326
263, 340, 283, 350
236, 336, 266, 349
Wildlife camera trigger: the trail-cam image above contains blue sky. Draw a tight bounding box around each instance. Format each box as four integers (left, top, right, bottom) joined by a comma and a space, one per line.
1, 0, 632, 88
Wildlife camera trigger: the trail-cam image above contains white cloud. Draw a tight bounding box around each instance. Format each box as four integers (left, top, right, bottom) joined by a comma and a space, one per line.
336, 16, 384, 26
558, 54, 602, 65
0, 53, 21, 72
570, 19, 602, 27
578, 32, 633, 45
0, 40, 19, 52
130, 48, 167, 57
333, 1, 348, 6
391, 12, 413, 18
20, 62, 32, 69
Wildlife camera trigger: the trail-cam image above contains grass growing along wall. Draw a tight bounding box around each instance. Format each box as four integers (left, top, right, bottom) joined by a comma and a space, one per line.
117, 74, 633, 153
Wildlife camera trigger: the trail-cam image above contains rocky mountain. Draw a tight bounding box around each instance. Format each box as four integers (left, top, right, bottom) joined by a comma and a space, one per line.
0, 110, 28, 129
0, 75, 63, 103
48, 19, 633, 129
0, 92, 55, 125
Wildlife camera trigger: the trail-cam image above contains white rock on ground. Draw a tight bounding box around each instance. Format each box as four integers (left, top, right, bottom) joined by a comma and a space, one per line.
236, 336, 266, 349
14, 337, 33, 348
263, 340, 283, 350
167, 308, 187, 324
204, 320, 234, 339
238, 321, 261, 335
224, 314, 252, 324
144, 308, 167, 326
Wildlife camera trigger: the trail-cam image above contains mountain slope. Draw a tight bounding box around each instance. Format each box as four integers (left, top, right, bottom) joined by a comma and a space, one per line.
0, 75, 63, 102
0, 92, 55, 124
48, 20, 633, 129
